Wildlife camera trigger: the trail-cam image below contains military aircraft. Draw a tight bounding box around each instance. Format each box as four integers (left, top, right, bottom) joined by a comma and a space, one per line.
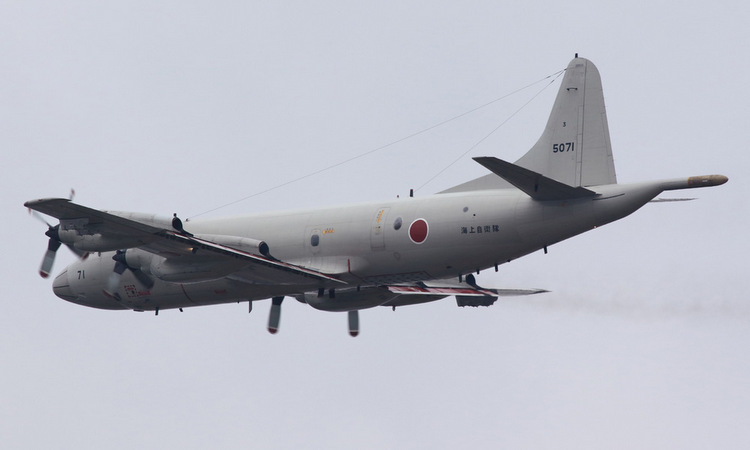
26, 57, 727, 336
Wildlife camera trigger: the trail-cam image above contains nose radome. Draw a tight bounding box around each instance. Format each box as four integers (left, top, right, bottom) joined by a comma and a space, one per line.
52, 270, 76, 301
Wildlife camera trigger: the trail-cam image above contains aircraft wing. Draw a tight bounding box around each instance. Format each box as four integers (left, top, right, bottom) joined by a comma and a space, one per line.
156, 231, 344, 284
25, 198, 344, 286
26, 197, 164, 237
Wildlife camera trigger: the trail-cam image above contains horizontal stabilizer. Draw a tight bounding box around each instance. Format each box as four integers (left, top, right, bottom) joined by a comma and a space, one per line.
473, 157, 597, 201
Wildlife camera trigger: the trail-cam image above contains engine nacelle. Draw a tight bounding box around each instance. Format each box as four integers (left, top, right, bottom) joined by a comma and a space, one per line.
192, 234, 270, 257
59, 231, 151, 252
149, 258, 241, 283
121, 248, 239, 284
122, 248, 157, 272
303, 287, 398, 312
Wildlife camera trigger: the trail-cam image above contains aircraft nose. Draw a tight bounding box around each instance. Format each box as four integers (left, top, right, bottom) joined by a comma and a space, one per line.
52, 270, 77, 301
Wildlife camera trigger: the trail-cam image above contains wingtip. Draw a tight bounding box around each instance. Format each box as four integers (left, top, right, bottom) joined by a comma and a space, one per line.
24, 197, 71, 207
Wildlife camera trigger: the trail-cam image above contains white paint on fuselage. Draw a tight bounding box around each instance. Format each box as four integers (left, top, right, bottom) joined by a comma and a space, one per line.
57, 181, 664, 311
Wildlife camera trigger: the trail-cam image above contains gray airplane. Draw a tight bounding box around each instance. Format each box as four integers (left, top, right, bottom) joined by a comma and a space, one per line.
26, 57, 727, 336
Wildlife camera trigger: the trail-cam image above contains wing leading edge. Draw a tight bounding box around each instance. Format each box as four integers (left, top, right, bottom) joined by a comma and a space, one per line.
158, 231, 344, 284
25, 198, 344, 286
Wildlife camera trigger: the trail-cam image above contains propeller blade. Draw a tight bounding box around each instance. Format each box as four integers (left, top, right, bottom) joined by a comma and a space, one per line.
131, 268, 154, 289
104, 255, 128, 298
39, 225, 62, 278
347, 310, 360, 337
267, 297, 284, 334
29, 209, 52, 227
40, 237, 62, 278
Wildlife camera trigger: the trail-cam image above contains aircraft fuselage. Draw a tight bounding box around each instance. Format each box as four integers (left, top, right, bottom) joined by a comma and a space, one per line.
52, 180, 664, 311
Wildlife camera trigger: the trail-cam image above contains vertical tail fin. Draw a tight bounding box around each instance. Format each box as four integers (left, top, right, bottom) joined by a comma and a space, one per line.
515, 57, 616, 187
442, 57, 617, 193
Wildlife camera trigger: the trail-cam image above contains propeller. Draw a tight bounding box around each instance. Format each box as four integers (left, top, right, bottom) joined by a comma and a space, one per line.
104, 252, 129, 297
103, 250, 154, 298
30, 190, 86, 278
29, 209, 62, 278
30, 208, 88, 278
40, 224, 62, 278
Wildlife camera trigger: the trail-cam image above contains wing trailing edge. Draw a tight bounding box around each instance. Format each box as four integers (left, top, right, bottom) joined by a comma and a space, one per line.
387, 285, 547, 297
385, 284, 547, 307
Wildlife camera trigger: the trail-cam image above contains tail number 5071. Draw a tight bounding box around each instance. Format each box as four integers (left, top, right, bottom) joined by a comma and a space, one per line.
553, 142, 575, 153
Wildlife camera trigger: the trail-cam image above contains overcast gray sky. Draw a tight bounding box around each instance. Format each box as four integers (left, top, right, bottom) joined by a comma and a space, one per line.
2, 1, 749, 449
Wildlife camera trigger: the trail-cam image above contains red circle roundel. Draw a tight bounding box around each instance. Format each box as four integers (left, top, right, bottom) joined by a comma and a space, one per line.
408, 218, 429, 244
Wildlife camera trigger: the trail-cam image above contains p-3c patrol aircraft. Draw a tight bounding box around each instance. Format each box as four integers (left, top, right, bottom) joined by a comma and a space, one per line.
26, 57, 727, 336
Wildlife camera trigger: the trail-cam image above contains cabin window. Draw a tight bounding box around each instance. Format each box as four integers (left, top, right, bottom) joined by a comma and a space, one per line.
311, 234, 320, 247
393, 217, 403, 230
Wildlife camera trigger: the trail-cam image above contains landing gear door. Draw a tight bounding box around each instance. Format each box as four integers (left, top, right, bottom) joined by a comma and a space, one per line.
370, 208, 390, 250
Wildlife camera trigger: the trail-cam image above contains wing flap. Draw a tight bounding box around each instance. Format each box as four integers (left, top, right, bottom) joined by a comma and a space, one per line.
386, 285, 547, 297
384, 284, 547, 308
387, 285, 498, 296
